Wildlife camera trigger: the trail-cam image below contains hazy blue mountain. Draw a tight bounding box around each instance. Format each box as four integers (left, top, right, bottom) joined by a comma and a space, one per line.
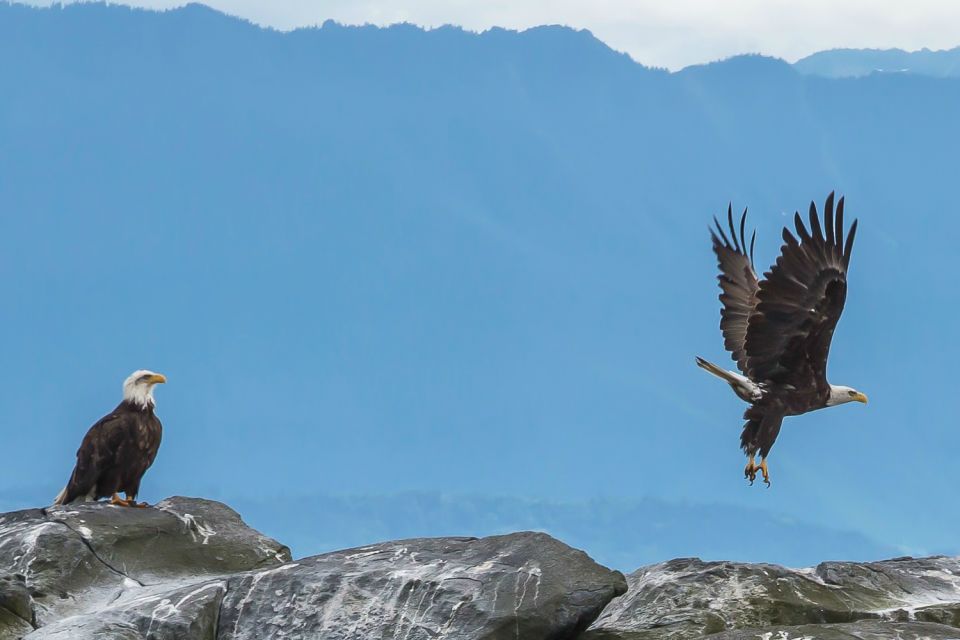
0, 487, 897, 570
228, 493, 901, 570
795, 46, 960, 78
1, 3, 959, 566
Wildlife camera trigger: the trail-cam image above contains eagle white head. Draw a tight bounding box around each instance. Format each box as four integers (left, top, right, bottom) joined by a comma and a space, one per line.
123, 370, 167, 409
826, 385, 869, 407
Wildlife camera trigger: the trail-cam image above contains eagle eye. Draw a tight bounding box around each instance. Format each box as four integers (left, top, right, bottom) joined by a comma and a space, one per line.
848, 390, 856, 396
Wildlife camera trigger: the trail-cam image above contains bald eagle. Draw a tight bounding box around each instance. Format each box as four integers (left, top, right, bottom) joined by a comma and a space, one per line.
53, 370, 166, 507
697, 193, 867, 487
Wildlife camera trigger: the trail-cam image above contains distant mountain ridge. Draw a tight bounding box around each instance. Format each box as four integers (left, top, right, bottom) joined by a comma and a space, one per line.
6, 1, 959, 78
795, 46, 960, 78
226, 492, 900, 570
1, 0, 960, 566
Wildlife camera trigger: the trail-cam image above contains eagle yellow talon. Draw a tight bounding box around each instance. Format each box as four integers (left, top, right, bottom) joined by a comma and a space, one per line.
758, 458, 771, 487
124, 494, 149, 508
110, 493, 134, 507
744, 457, 758, 485
744, 457, 771, 487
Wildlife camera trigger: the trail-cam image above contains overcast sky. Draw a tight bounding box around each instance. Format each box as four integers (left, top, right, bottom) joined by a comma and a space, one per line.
21, 0, 960, 69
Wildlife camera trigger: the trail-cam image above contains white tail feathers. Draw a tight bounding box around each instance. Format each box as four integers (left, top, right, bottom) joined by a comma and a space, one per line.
696, 356, 762, 402
52, 486, 68, 506
696, 356, 739, 384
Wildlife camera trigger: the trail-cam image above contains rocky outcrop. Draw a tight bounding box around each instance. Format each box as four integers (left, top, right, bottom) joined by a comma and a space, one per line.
584, 556, 960, 639
0, 497, 626, 639
11, 496, 960, 640
217, 532, 625, 639
0, 497, 290, 639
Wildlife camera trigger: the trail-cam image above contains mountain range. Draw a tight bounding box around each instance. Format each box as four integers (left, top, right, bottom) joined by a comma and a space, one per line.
0, 1, 958, 565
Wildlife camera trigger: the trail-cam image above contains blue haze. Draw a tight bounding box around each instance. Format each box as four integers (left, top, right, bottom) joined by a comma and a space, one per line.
0, 2, 958, 568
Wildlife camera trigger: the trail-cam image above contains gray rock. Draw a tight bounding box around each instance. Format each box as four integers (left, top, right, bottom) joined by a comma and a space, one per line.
585, 556, 960, 640
25, 580, 226, 640
0, 574, 35, 631
1, 498, 626, 639
47, 496, 292, 583
0, 506, 128, 627
0, 611, 33, 640
0, 497, 288, 638
217, 532, 627, 640
705, 620, 960, 639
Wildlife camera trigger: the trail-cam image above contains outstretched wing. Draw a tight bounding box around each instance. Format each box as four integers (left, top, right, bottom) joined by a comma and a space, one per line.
711, 204, 759, 374
745, 192, 858, 387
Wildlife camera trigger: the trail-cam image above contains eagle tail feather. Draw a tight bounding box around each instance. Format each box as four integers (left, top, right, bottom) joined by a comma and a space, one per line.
52, 486, 68, 506
696, 356, 761, 402
695, 356, 739, 384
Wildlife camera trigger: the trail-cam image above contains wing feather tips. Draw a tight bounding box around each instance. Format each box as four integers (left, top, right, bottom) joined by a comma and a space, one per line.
727, 204, 741, 252
836, 196, 845, 249
844, 218, 859, 267
709, 227, 722, 248
713, 215, 731, 248
824, 192, 835, 246
782, 226, 799, 247
793, 212, 810, 243
738, 208, 748, 255
808, 200, 824, 241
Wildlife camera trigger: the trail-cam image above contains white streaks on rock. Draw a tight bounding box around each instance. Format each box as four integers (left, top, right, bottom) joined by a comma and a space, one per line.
160, 509, 218, 545
231, 563, 300, 637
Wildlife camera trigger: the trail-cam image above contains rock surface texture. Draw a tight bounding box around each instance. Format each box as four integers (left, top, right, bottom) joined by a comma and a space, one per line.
585, 556, 960, 639
8, 498, 960, 640
0, 497, 626, 639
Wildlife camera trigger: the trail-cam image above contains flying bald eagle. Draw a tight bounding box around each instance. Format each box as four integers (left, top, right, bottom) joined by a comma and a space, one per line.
697, 193, 867, 487
53, 370, 166, 507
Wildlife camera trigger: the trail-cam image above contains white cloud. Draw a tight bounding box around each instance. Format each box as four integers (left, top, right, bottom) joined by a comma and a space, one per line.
22, 0, 960, 69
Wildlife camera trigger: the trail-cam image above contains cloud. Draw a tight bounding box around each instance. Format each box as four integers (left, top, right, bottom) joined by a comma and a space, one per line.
19, 0, 960, 70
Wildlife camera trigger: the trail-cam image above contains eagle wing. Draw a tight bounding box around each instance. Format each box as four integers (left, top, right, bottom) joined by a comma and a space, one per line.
711, 204, 759, 374
745, 192, 858, 387
61, 410, 133, 503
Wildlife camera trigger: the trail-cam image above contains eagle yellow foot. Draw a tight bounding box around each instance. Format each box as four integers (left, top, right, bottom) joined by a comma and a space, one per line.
124, 494, 149, 508
109, 493, 148, 508
758, 458, 771, 488
110, 493, 135, 507
744, 457, 758, 485
744, 457, 771, 487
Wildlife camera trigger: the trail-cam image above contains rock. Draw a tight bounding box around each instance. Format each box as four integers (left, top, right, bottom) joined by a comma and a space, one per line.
48, 496, 292, 582
583, 556, 960, 640
217, 532, 627, 639
0, 497, 289, 638
0, 574, 34, 630
0, 497, 625, 639
704, 620, 960, 639
0, 497, 290, 630
24, 580, 227, 640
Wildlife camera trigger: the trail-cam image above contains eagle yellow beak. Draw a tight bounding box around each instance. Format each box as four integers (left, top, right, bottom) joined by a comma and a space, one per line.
148, 373, 167, 384
854, 392, 868, 404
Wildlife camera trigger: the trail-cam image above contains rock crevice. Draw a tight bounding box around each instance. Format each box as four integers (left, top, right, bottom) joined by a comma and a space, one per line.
45, 517, 145, 589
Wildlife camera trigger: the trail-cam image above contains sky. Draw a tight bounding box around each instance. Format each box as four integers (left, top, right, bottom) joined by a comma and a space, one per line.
17, 0, 960, 69
2, 0, 960, 569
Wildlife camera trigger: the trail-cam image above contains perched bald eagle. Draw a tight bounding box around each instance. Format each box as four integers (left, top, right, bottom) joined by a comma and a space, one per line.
697, 193, 867, 487
53, 370, 166, 507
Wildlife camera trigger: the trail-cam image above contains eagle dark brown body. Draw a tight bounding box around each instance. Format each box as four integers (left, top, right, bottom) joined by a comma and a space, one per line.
54, 370, 166, 507
697, 193, 867, 487
58, 401, 162, 504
